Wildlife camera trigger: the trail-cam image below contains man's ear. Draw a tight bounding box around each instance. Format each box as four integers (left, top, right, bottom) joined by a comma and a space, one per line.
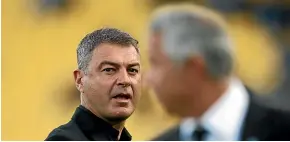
73, 69, 84, 93
185, 56, 206, 77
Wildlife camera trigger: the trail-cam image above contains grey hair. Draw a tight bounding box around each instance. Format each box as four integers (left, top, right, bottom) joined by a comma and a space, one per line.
77, 28, 139, 73
149, 5, 234, 79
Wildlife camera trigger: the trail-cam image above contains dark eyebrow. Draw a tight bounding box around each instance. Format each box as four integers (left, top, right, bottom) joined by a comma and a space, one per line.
98, 61, 120, 69
128, 63, 140, 68
98, 61, 140, 69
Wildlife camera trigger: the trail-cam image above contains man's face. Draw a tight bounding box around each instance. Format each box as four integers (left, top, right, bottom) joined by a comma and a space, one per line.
145, 34, 196, 115
75, 43, 141, 122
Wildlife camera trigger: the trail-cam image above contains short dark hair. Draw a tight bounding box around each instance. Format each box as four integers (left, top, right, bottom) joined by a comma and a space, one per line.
77, 28, 139, 71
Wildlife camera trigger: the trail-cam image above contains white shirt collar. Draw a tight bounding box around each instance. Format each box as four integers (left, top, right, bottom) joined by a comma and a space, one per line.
179, 78, 249, 141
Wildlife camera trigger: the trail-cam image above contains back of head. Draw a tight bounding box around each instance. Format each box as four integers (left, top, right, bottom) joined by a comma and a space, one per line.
149, 4, 234, 79
146, 4, 235, 117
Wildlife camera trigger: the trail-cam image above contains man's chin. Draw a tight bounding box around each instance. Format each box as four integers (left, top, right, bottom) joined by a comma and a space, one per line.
106, 115, 129, 123
107, 109, 134, 122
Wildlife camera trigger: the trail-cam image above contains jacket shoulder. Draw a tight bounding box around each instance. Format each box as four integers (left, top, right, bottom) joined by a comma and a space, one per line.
45, 129, 73, 141
45, 121, 85, 141
255, 97, 290, 128
151, 125, 180, 141
248, 99, 290, 140
266, 107, 290, 129
263, 107, 290, 140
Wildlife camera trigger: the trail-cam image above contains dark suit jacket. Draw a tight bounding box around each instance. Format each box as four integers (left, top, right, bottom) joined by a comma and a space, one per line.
152, 90, 290, 141
45, 105, 132, 141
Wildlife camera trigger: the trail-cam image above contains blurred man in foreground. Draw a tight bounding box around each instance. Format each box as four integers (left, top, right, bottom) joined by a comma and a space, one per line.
46, 28, 142, 141
146, 4, 290, 141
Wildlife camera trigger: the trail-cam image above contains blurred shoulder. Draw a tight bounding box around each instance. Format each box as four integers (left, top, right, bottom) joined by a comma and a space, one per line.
266, 106, 290, 126
151, 125, 180, 141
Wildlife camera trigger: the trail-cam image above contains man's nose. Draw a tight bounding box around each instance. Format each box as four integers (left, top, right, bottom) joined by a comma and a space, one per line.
117, 69, 131, 87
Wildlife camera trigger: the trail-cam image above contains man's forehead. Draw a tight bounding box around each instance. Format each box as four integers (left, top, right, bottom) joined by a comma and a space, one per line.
149, 32, 162, 44
149, 32, 165, 56
91, 44, 140, 64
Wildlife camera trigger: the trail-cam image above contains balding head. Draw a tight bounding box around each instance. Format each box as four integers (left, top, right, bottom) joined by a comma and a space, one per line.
149, 4, 234, 79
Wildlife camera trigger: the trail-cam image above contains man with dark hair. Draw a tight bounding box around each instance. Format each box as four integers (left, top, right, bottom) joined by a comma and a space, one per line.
45, 28, 142, 141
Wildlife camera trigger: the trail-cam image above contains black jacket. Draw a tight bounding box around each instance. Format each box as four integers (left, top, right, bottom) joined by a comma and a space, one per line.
152, 91, 290, 141
45, 105, 132, 141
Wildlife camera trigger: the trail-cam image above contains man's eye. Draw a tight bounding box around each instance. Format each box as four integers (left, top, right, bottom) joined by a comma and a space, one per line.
128, 68, 139, 73
102, 68, 115, 72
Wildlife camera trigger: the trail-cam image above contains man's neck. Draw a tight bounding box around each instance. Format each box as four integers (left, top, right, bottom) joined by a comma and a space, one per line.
113, 122, 125, 140
80, 100, 126, 140
190, 78, 230, 117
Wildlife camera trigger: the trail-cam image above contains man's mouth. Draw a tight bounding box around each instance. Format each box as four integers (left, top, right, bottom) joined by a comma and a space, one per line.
112, 93, 132, 100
